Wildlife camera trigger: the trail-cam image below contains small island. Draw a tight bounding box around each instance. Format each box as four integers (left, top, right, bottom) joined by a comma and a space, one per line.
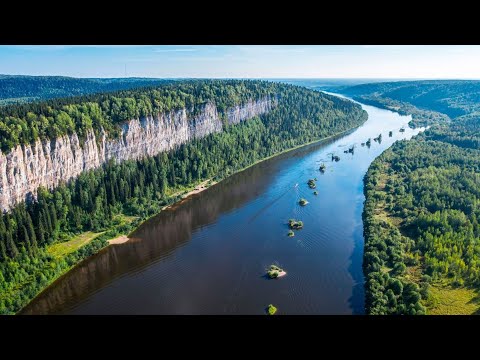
267, 264, 287, 279
319, 163, 326, 172
289, 219, 304, 229
267, 304, 278, 315
366, 138, 371, 147
389, 130, 393, 137
307, 179, 316, 189
361, 142, 365, 147
313, 191, 318, 195
288, 230, 295, 237
299, 198, 309, 206
332, 155, 340, 162
399, 127, 406, 132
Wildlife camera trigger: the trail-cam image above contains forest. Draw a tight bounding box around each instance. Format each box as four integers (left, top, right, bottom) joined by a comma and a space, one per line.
360, 80, 480, 314
0, 75, 172, 105
337, 80, 480, 119
0, 80, 367, 314
327, 80, 480, 128
0, 79, 288, 152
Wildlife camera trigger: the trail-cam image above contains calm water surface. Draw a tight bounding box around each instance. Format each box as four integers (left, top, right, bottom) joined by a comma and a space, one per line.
22, 94, 423, 315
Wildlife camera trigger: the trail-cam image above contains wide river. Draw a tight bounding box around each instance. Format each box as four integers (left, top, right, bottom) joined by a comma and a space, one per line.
22, 94, 423, 315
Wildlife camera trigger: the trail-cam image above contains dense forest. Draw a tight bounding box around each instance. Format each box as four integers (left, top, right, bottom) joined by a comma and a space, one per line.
338, 80, 480, 119
360, 80, 480, 314
0, 79, 287, 152
0, 80, 367, 314
0, 75, 172, 105
327, 80, 480, 128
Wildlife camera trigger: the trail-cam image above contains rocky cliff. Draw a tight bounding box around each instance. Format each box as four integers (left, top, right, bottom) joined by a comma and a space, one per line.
0, 97, 275, 211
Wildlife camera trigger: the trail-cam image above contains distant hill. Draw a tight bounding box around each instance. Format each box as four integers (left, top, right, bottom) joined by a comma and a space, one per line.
273, 78, 400, 90
0, 75, 174, 105
338, 80, 480, 121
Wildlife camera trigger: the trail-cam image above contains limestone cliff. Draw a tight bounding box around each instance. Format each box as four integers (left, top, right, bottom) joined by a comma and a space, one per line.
0, 97, 275, 211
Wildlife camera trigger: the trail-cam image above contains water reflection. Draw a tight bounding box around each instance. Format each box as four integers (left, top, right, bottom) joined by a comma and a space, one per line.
22, 135, 343, 315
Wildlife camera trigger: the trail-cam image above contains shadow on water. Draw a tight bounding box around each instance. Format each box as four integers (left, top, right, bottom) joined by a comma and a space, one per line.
21, 159, 277, 314
348, 193, 367, 315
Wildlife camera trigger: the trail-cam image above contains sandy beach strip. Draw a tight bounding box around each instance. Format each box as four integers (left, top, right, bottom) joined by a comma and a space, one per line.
108, 235, 130, 245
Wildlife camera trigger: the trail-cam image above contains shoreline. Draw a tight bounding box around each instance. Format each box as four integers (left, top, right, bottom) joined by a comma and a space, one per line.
108, 235, 130, 245
114, 121, 365, 245
223, 125, 363, 176
100, 126, 362, 248
104, 180, 218, 247
161, 179, 217, 211
18, 119, 365, 314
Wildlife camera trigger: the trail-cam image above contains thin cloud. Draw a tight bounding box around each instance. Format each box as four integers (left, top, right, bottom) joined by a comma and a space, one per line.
238, 45, 308, 54
9, 45, 73, 51
359, 45, 427, 49
6, 45, 149, 51
154, 47, 199, 53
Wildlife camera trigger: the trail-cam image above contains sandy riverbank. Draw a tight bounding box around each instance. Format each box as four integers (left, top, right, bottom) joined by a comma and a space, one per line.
183, 179, 214, 197
108, 235, 130, 245
108, 180, 216, 246
162, 179, 216, 210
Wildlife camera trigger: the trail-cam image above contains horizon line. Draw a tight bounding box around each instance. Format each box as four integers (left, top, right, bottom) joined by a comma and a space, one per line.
2, 74, 480, 81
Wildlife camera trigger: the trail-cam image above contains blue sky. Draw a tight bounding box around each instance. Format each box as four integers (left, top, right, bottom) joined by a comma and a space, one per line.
1, 45, 480, 79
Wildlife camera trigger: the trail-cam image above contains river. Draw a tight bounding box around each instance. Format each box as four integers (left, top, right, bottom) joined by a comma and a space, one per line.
21, 94, 424, 315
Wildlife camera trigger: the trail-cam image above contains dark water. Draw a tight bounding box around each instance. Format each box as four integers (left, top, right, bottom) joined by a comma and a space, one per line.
22, 95, 423, 315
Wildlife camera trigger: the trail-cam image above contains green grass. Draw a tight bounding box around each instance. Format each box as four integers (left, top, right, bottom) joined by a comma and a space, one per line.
427, 285, 480, 315
47, 231, 105, 258
47, 214, 139, 258
113, 214, 139, 225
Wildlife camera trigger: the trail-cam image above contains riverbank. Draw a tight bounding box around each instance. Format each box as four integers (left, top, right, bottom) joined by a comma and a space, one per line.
108, 235, 130, 245
346, 94, 448, 128
99, 125, 363, 244
94, 126, 364, 248
19, 177, 221, 313
18, 119, 366, 315
162, 179, 217, 211
362, 131, 479, 315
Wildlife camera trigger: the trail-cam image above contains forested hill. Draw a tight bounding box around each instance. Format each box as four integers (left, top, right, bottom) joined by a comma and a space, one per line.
361, 80, 480, 315
337, 80, 480, 126
0, 75, 172, 106
0, 80, 367, 314
1, 79, 277, 152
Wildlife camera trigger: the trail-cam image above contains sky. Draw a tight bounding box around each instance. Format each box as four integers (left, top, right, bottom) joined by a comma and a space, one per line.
1, 45, 480, 79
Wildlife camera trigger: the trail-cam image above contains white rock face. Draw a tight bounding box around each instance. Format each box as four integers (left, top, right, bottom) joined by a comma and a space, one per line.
0, 97, 275, 211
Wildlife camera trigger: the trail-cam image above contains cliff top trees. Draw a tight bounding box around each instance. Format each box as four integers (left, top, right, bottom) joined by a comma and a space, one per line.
0, 80, 364, 153
0, 80, 271, 152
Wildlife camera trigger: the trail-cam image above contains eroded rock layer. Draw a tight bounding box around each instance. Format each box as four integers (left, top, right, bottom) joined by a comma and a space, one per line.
0, 97, 275, 211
